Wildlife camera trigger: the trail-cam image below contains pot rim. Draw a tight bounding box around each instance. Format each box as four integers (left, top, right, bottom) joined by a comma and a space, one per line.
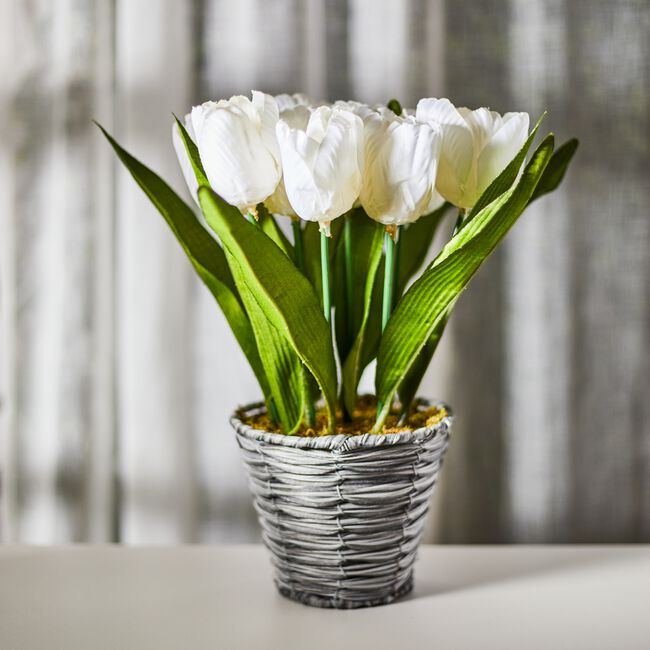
230, 397, 453, 453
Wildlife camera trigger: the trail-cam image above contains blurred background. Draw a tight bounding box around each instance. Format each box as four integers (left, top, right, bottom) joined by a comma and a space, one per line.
1, 0, 648, 544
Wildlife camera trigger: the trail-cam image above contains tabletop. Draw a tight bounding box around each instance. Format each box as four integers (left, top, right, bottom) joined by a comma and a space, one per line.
1, 544, 649, 649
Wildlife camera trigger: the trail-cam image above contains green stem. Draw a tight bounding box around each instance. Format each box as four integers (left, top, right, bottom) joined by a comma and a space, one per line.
321, 230, 331, 323
246, 210, 258, 225
381, 228, 397, 331
292, 219, 315, 427
391, 226, 402, 309
343, 215, 354, 342
377, 226, 399, 423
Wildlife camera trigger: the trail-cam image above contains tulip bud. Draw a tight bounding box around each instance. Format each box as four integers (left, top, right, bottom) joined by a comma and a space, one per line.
416, 98, 529, 209
190, 90, 282, 215
359, 112, 442, 227
275, 106, 364, 233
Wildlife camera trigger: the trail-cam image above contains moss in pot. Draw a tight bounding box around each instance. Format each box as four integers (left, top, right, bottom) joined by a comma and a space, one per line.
99, 91, 577, 608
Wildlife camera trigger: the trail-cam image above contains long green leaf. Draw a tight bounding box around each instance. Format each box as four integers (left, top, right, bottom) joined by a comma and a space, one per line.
397, 137, 578, 413
529, 138, 579, 202
227, 250, 305, 432
333, 210, 380, 363
199, 187, 338, 432
338, 216, 384, 415
97, 123, 270, 400
397, 203, 452, 294
173, 115, 209, 188
353, 204, 451, 385
257, 204, 295, 260
375, 134, 555, 428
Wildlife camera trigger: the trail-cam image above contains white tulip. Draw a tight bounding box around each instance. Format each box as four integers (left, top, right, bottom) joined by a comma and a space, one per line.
359, 112, 442, 227
275, 105, 364, 233
274, 93, 321, 113
265, 105, 311, 218
190, 90, 282, 215
416, 98, 529, 209
172, 113, 199, 206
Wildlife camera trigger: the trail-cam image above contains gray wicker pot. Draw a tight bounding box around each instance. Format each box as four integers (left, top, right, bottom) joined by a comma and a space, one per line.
231, 399, 452, 609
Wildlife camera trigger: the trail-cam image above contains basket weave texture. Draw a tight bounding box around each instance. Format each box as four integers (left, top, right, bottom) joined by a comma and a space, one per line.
231, 400, 452, 609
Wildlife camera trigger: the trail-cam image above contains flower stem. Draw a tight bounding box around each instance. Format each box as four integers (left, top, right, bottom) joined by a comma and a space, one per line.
344, 215, 354, 342
320, 230, 331, 323
391, 225, 402, 309
292, 219, 315, 427
246, 211, 257, 225
381, 226, 398, 331
377, 225, 399, 423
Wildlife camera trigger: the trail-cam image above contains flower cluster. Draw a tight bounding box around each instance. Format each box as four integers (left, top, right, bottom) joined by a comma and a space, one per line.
104, 86, 574, 433
173, 91, 530, 233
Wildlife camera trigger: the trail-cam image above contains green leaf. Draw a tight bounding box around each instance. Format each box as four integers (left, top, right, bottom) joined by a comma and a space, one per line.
226, 250, 305, 432
338, 215, 384, 415
463, 113, 545, 228
198, 187, 339, 433
173, 115, 209, 189
257, 204, 295, 260
374, 134, 555, 428
397, 203, 452, 295
396, 135, 579, 414
333, 210, 378, 362
97, 122, 270, 400
350, 204, 451, 388
529, 138, 579, 202
397, 308, 451, 415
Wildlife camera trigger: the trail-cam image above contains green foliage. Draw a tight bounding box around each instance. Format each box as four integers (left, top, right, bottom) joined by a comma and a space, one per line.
335, 212, 384, 416
374, 135, 555, 429
198, 188, 339, 433
530, 138, 579, 202
103, 113, 578, 435
96, 123, 270, 401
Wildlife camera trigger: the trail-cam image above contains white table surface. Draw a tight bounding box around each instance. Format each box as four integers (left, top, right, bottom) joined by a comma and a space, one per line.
1, 544, 649, 649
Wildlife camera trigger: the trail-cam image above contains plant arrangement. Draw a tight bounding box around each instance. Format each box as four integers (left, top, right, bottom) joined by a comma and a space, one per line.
99, 92, 577, 436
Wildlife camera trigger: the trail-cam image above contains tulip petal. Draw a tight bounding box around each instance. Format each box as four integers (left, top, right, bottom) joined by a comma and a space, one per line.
476, 112, 530, 197
194, 97, 281, 211
416, 98, 474, 207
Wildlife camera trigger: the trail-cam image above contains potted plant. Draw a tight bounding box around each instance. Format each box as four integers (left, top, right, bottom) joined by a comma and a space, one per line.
98, 92, 577, 608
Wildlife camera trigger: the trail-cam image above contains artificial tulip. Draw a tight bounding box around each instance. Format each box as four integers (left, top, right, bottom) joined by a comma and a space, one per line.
416, 98, 529, 209
360, 112, 442, 227
275, 105, 364, 234
190, 90, 282, 215
264, 105, 311, 218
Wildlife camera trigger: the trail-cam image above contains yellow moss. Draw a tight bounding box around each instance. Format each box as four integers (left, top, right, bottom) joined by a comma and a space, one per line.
241, 395, 448, 437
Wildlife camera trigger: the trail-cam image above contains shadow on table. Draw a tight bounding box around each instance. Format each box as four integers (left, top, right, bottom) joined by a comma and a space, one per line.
401, 546, 645, 603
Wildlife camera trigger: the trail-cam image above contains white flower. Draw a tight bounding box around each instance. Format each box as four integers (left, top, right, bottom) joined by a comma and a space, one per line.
275, 105, 364, 233
190, 90, 282, 214
172, 113, 199, 206
274, 93, 320, 113
265, 105, 311, 218
416, 98, 529, 209
359, 112, 442, 227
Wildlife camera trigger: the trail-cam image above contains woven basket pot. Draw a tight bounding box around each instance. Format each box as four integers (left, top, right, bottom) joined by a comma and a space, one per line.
231, 399, 452, 609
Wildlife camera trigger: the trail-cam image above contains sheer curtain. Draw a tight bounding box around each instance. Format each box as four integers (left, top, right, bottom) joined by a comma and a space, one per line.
1, 0, 649, 544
